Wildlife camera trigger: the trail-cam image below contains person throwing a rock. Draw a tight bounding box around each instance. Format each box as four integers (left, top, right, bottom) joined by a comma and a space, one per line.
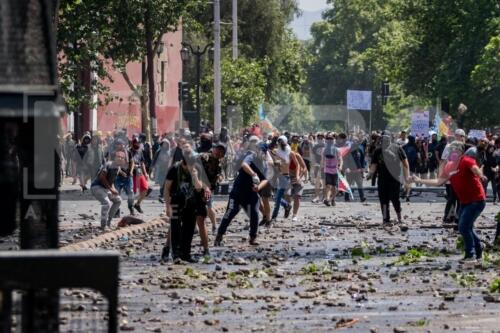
215, 136, 269, 246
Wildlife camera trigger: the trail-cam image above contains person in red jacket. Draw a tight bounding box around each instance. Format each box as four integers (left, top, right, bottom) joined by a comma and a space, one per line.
412, 142, 487, 263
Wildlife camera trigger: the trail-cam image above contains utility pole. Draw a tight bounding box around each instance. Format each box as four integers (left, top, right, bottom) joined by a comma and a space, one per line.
232, 0, 238, 60
213, 0, 222, 135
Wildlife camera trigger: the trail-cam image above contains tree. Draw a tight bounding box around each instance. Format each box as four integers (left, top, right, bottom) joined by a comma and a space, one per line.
57, 0, 203, 138
57, 0, 115, 137
306, 0, 387, 129
363, 0, 500, 128
201, 57, 266, 127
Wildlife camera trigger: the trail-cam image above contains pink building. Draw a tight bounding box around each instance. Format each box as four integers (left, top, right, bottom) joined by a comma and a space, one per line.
64, 29, 183, 137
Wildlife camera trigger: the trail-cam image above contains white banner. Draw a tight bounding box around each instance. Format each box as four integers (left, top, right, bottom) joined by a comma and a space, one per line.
411, 111, 430, 138
347, 90, 372, 111
468, 129, 486, 139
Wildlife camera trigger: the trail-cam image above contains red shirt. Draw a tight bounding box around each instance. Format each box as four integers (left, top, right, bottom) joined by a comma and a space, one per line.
449, 156, 486, 205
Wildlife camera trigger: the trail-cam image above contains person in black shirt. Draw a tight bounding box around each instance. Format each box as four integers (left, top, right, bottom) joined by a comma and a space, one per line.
214, 137, 268, 246
161, 144, 206, 263
130, 137, 150, 213
369, 133, 410, 225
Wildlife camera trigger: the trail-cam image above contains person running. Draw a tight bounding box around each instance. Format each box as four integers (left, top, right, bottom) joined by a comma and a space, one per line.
161, 144, 205, 263
412, 142, 487, 263
369, 133, 410, 225
130, 137, 149, 214
258, 143, 275, 227
322, 133, 342, 207
90, 151, 125, 230
215, 136, 269, 246
271, 136, 297, 220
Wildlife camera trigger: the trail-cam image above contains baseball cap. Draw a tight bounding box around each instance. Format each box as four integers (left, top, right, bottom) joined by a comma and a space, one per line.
455, 129, 466, 137
278, 135, 288, 144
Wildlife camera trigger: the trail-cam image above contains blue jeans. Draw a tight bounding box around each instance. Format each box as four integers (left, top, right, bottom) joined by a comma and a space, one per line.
115, 175, 134, 209
458, 200, 485, 258
272, 175, 290, 219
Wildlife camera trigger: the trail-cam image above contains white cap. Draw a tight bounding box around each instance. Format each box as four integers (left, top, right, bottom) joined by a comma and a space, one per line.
455, 129, 466, 137
278, 135, 288, 144
248, 135, 261, 144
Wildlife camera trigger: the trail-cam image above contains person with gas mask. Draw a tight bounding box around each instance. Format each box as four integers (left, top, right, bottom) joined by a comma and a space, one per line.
161, 143, 205, 263
214, 136, 269, 246
368, 132, 410, 225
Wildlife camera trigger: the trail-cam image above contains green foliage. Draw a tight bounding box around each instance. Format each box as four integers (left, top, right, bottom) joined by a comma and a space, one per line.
456, 236, 465, 251
450, 272, 477, 288
394, 248, 437, 265
201, 57, 266, 127
265, 90, 316, 133
490, 278, 500, 293
184, 0, 306, 104
57, 0, 115, 114
301, 261, 332, 275
363, 0, 500, 128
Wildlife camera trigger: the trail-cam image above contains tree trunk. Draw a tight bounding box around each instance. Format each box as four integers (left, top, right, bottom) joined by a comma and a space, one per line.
145, 1, 156, 141
141, 60, 151, 139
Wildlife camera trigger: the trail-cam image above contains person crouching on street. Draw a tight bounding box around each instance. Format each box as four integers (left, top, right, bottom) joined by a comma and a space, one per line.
215, 136, 269, 246
162, 144, 205, 263
90, 151, 125, 230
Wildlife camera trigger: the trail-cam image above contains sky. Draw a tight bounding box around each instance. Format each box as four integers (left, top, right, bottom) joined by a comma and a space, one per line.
297, 0, 328, 12
292, 0, 329, 40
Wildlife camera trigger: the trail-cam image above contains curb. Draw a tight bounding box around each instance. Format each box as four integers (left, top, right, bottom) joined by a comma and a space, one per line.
61, 203, 226, 252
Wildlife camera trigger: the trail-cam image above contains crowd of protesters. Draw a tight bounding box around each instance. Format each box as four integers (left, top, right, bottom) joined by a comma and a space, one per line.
59, 125, 500, 264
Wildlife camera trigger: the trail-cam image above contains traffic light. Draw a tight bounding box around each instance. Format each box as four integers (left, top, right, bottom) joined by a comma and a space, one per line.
178, 81, 189, 101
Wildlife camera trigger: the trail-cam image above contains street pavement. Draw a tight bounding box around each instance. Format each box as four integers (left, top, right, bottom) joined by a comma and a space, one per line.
2, 178, 499, 332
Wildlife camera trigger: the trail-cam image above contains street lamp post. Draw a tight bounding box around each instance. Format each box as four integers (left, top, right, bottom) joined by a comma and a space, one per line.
180, 42, 213, 135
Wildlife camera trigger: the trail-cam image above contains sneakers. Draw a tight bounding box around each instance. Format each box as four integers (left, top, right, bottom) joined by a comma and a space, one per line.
323, 199, 331, 207
284, 205, 292, 218
360, 197, 367, 203
292, 216, 298, 222
311, 198, 320, 204
476, 245, 484, 260
331, 200, 336, 207
459, 256, 477, 264
202, 248, 210, 257
259, 219, 269, 226
214, 235, 223, 246
158, 196, 165, 204
249, 237, 260, 246
161, 246, 170, 261
128, 205, 135, 216
146, 188, 153, 197
114, 208, 121, 218
133, 203, 143, 214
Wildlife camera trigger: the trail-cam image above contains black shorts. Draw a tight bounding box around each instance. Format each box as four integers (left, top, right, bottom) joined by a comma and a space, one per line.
325, 173, 338, 186
259, 183, 273, 198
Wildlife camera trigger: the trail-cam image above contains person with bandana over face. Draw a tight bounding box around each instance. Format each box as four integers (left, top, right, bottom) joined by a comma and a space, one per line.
214, 136, 269, 246
130, 137, 150, 214
369, 132, 410, 225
